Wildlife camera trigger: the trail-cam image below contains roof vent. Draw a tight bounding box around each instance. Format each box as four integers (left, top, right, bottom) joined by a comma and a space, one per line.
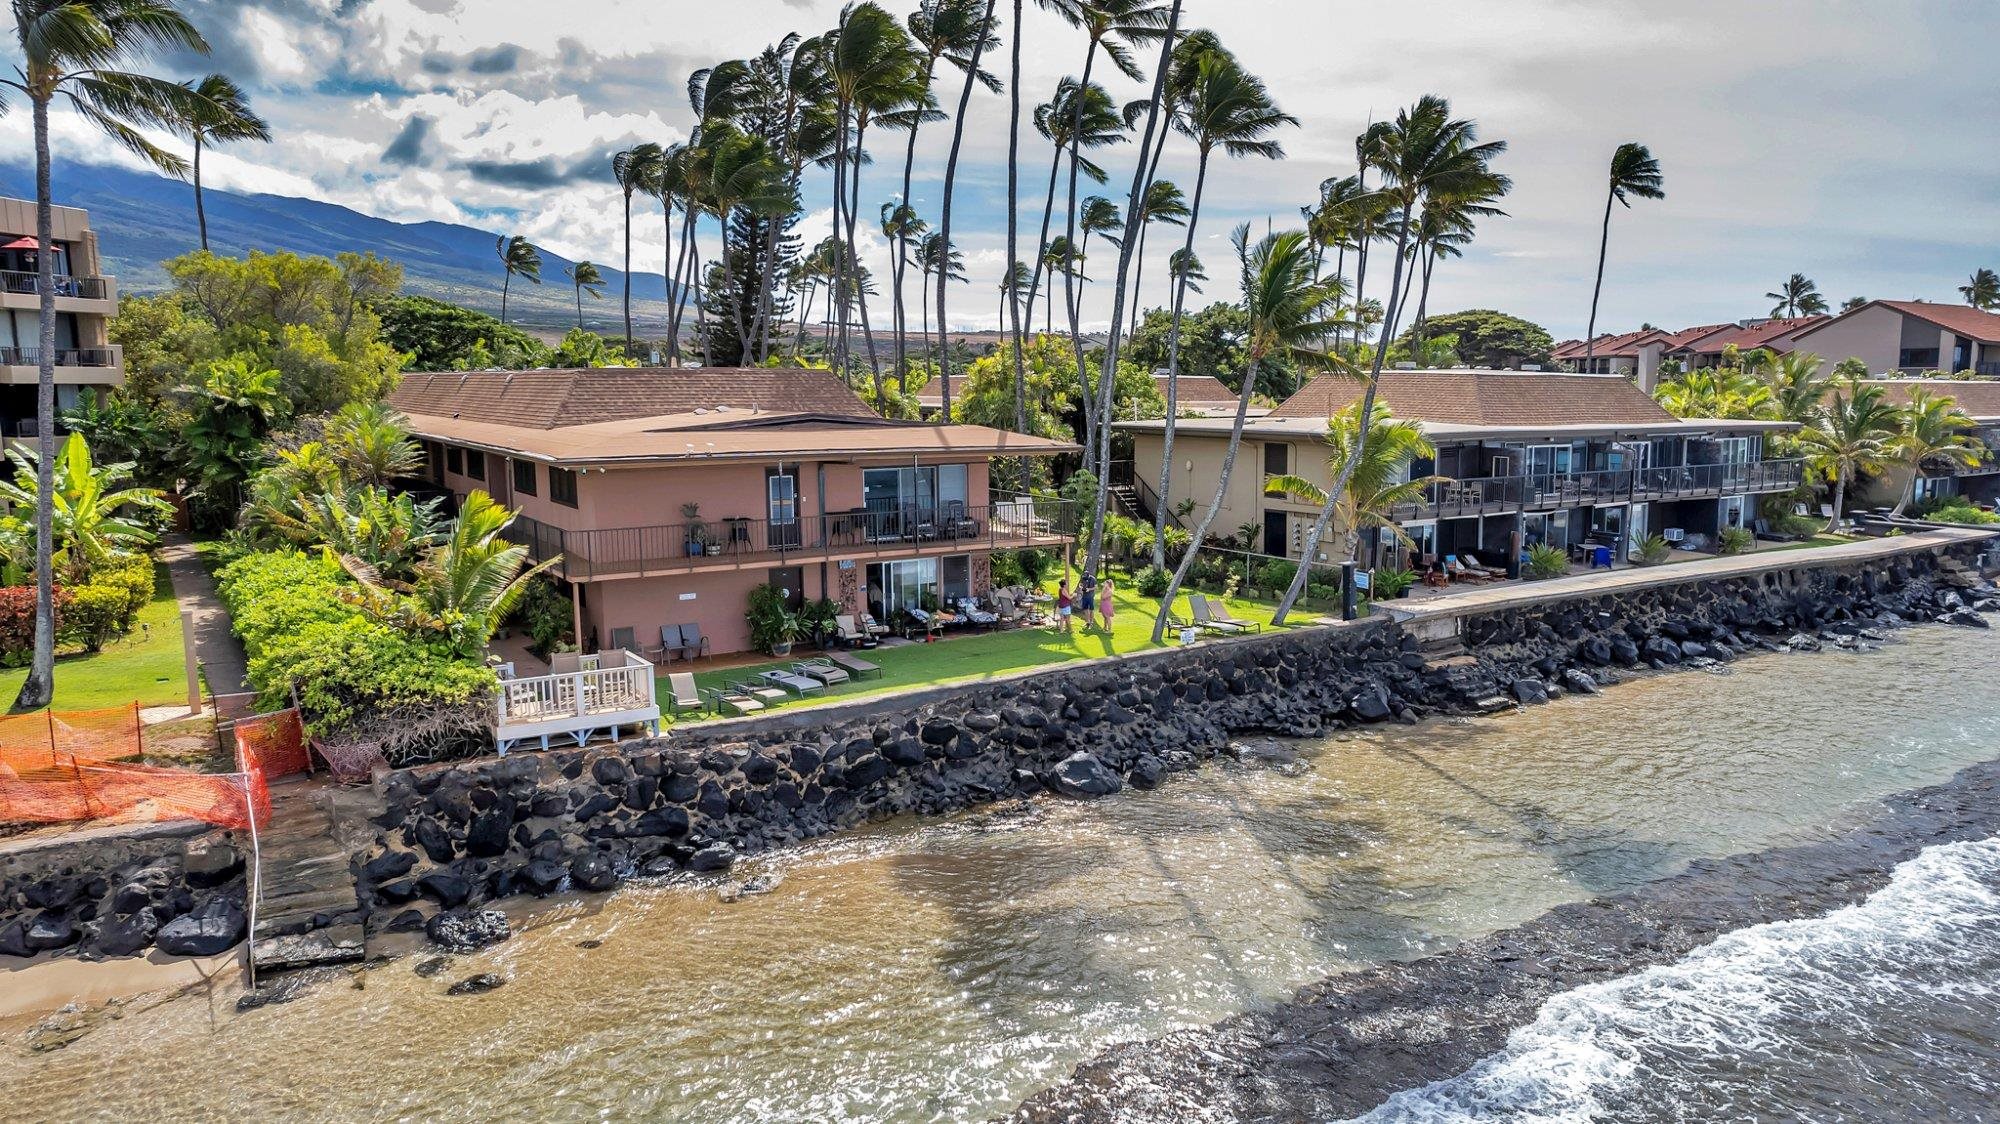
1520, 363, 1542, 371
1393, 362, 1418, 370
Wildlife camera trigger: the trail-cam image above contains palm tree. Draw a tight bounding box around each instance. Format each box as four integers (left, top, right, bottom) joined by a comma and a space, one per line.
929, 0, 1001, 416
1799, 379, 1900, 532
916, 229, 965, 367
1581, 142, 1663, 368
3, 0, 207, 709
166, 73, 270, 252
495, 235, 542, 324
1654, 367, 1771, 420
0, 432, 168, 581
1959, 268, 2000, 311
323, 400, 423, 487
612, 143, 665, 353
1766, 272, 1824, 318
1023, 76, 1125, 335
1153, 228, 1343, 642
1125, 178, 1188, 327
1841, 296, 1868, 313
1004, 0, 1028, 457
1152, 41, 1296, 570
563, 260, 607, 329
1762, 351, 1832, 425
1275, 95, 1507, 624
700, 125, 796, 359
1264, 401, 1438, 563
1404, 187, 1503, 357
1889, 388, 1984, 515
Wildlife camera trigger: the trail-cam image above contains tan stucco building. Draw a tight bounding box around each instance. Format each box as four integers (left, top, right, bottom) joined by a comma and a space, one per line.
1790, 300, 2000, 377
0, 197, 123, 436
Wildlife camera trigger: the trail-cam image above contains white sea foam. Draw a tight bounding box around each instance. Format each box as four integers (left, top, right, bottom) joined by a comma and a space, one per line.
1346, 838, 2000, 1123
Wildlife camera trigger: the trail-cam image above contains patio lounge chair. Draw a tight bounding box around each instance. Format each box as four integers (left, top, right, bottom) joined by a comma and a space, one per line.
834, 614, 878, 648
828, 651, 883, 679
1458, 552, 1507, 578
1205, 598, 1263, 632
793, 658, 851, 686
955, 597, 999, 630
665, 672, 704, 718
730, 678, 789, 704
859, 612, 892, 640
705, 687, 764, 716
1754, 518, 1801, 543
759, 668, 825, 697
1188, 595, 1245, 635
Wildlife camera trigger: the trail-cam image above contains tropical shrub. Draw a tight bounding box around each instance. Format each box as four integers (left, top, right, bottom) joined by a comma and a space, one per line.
58, 585, 129, 653
1135, 566, 1170, 598
1634, 533, 1673, 565
987, 549, 1025, 589
1718, 527, 1755, 555
88, 555, 157, 630
509, 576, 573, 658
1525, 543, 1569, 579
1013, 547, 1058, 587
0, 586, 66, 667
745, 583, 799, 654
1255, 559, 1298, 594
1922, 498, 2000, 525
1371, 566, 1417, 599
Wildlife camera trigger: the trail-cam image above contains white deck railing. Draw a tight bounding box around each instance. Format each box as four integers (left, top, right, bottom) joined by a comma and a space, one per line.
494, 649, 661, 753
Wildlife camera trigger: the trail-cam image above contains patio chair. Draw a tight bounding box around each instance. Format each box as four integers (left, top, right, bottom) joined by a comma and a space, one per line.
991, 592, 1025, 628
705, 686, 764, 716
903, 504, 938, 541
833, 614, 878, 648
1458, 552, 1507, 579
941, 500, 981, 539
1205, 598, 1263, 633
665, 672, 704, 718
828, 651, 883, 679
793, 658, 851, 686
759, 668, 825, 697
730, 678, 789, 704
1188, 594, 1245, 635
955, 597, 999, 630
903, 607, 937, 639
859, 612, 892, 640
608, 626, 637, 653
658, 622, 709, 663
551, 651, 587, 674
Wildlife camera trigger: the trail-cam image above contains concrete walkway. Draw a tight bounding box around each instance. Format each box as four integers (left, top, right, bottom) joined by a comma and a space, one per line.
158, 535, 250, 697
1396, 527, 1999, 624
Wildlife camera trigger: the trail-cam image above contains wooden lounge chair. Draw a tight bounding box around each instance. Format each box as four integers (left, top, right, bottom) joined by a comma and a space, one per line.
793, 658, 850, 686
1206, 598, 1263, 632
828, 651, 883, 679
705, 686, 764, 716
834, 614, 878, 648
1188, 594, 1245, 635
759, 668, 824, 697
665, 672, 703, 717
730, 678, 789, 704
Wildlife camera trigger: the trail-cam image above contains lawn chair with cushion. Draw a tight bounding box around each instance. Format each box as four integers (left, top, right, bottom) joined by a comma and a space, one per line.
705, 686, 764, 716
859, 612, 892, 640
1206, 598, 1263, 632
665, 672, 704, 718
730, 678, 789, 705
828, 651, 883, 679
793, 658, 850, 686
834, 614, 878, 648
1188, 594, 1245, 635
955, 597, 999, 630
759, 668, 825, 697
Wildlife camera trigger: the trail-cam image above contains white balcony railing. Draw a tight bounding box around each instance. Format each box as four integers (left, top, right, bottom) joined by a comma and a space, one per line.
494, 649, 660, 754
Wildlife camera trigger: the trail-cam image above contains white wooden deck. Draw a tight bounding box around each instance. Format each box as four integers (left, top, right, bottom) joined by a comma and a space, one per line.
494, 649, 661, 754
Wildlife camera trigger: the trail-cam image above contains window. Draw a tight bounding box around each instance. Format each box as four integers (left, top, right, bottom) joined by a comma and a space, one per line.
424, 442, 444, 484
942, 555, 971, 603
465, 450, 486, 481
1263, 442, 1289, 476
1901, 347, 1940, 369
866, 558, 939, 619
446, 446, 463, 475
512, 458, 537, 496
550, 467, 579, 507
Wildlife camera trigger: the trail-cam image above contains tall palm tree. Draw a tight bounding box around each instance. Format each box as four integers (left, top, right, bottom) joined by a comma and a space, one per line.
495, 235, 542, 325
1959, 268, 2000, 311
1153, 41, 1296, 570
1766, 272, 1824, 318
1762, 350, 1831, 425
1125, 178, 1187, 327
1581, 142, 1663, 368
1023, 76, 1125, 341
612, 143, 665, 354
1799, 379, 1900, 532
1275, 95, 1507, 624
1404, 187, 1502, 357
929, 0, 1001, 417
3, 0, 207, 709
1889, 388, 1984, 515
563, 260, 607, 329
699, 125, 796, 359
1264, 401, 1438, 564
1004, 0, 1027, 457
166, 73, 270, 252
916, 229, 965, 367
1153, 228, 1344, 642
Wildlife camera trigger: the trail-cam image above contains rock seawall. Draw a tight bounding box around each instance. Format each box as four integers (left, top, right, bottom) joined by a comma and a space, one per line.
0, 824, 249, 961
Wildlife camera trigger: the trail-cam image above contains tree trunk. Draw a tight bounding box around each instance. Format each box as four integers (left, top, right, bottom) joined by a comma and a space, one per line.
1007, 0, 1029, 490
660, 197, 675, 364
1061, 45, 1100, 476
576, 282, 584, 328
1273, 199, 1414, 625
1828, 465, 1848, 532
193, 136, 209, 252
1583, 183, 1615, 368
1153, 147, 1211, 571
936, 2, 996, 420
844, 119, 887, 400
829, 104, 851, 375
1023, 143, 1064, 344
16, 96, 56, 709
894, 57, 942, 395
622, 187, 634, 352
1153, 353, 1259, 643
501, 270, 511, 324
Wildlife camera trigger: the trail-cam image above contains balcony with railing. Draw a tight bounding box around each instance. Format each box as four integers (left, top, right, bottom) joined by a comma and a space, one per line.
0, 270, 110, 301
505, 497, 1080, 581
1384, 459, 1804, 522
493, 649, 660, 754
0, 346, 117, 368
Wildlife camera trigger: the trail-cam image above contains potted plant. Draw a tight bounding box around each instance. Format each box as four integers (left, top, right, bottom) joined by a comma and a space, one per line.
1372, 566, 1416, 600
682, 501, 710, 556
746, 583, 799, 655
799, 597, 841, 648
1525, 543, 1569, 579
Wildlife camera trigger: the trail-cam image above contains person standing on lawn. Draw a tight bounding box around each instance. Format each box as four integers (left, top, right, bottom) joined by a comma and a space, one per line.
1056, 580, 1073, 633
1079, 576, 1096, 630
1098, 574, 1116, 631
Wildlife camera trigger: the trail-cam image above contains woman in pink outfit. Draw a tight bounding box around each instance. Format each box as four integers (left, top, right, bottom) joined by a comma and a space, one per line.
1097, 574, 1116, 630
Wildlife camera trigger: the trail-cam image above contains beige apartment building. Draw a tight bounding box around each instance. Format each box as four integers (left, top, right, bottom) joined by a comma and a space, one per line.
0, 197, 124, 437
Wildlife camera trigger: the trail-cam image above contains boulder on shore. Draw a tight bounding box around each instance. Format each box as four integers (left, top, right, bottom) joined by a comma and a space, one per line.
1050, 752, 1122, 799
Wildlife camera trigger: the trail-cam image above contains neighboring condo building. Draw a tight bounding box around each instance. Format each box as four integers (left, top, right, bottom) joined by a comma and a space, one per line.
0, 197, 123, 438
1789, 300, 2000, 377
1862, 379, 2000, 510
389, 366, 1077, 657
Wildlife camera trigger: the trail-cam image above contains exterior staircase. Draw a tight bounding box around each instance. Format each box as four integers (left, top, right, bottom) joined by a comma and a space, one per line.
248, 779, 376, 975
1107, 483, 1151, 523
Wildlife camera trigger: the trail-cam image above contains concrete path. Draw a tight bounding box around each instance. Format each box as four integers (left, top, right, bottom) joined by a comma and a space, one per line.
157, 535, 250, 697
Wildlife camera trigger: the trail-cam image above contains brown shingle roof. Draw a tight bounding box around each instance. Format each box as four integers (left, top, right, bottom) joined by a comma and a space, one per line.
1676, 316, 1825, 356
1874, 300, 2000, 345
1154, 373, 1238, 404
400, 411, 1076, 465
388, 367, 873, 429
1869, 378, 2000, 422
1270, 369, 1677, 427
1551, 329, 1663, 360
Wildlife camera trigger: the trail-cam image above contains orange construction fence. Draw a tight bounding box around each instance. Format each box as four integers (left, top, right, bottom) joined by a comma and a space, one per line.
233, 708, 310, 782
0, 703, 149, 774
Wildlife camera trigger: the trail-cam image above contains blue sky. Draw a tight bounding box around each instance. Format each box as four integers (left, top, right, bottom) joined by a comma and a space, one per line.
8, 0, 1998, 338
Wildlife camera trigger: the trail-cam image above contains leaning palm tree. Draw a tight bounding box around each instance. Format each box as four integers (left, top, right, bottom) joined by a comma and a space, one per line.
1264, 401, 1438, 564
1153, 42, 1296, 570
563, 260, 607, 330
1153, 228, 1344, 642
1766, 272, 1823, 318
1275, 94, 1508, 624
3, 0, 207, 708
1023, 76, 1126, 335
1581, 142, 1663, 369
165, 73, 270, 252
612, 143, 665, 353
1889, 388, 1985, 515
495, 235, 542, 324
915, 229, 965, 367
1959, 268, 2000, 311
1126, 178, 1188, 327
1003, 0, 1028, 455
1799, 379, 1901, 532
699, 125, 796, 359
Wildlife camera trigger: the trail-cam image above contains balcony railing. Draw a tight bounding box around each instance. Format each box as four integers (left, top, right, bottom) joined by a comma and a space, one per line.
0, 271, 109, 300
505, 498, 1080, 581
0, 346, 116, 367
1384, 459, 1804, 522
494, 649, 660, 754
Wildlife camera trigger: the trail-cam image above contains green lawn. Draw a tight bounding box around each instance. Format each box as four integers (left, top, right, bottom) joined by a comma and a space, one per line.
0, 564, 190, 712
658, 578, 1320, 726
